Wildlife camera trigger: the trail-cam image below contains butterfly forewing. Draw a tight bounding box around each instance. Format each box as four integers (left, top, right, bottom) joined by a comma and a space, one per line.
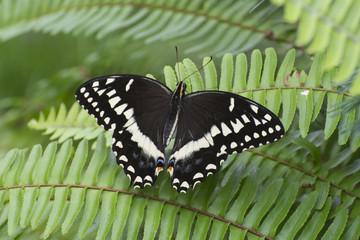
169, 91, 284, 192
75, 75, 173, 188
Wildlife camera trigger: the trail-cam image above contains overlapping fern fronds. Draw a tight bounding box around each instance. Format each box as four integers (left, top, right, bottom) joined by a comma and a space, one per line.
0, 0, 284, 56
29, 48, 360, 151
1, 128, 359, 239
271, 0, 360, 94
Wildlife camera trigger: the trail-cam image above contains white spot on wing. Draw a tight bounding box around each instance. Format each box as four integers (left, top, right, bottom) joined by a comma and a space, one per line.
144, 175, 153, 183
231, 142, 237, 148
262, 131, 267, 136
210, 125, 221, 137
87, 97, 93, 103
80, 87, 86, 93
116, 141, 123, 148
276, 125, 282, 131
97, 89, 105, 96
104, 117, 110, 124
106, 89, 117, 97
126, 79, 134, 92
251, 105, 259, 113
269, 127, 274, 133
241, 114, 250, 123
245, 135, 251, 142
134, 176, 143, 184
115, 103, 128, 115
92, 102, 98, 107
127, 165, 135, 173
84, 92, 89, 98
120, 155, 128, 162
204, 132, 214, 146
264, 114, 272, 121
221, 122, 232, 136
173, 178, 180, 184
92, 81, 99, 87
193, 172, 204, 179
124, 108, 134, 119
206, 164, 217, 170
106, 78, 115, 85
254, 133, 259, 138
109, 96, 121, 108
254, 118, 261, 126
230, 118, 244, 133
180, 181, 189, 189
229, 98, 235, 112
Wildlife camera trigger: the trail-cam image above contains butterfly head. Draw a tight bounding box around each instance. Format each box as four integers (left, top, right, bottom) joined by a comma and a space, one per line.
173, 81, 187, 101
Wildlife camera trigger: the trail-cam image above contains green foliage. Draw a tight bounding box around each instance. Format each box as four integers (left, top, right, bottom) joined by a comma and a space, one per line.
1, 0, 360, 239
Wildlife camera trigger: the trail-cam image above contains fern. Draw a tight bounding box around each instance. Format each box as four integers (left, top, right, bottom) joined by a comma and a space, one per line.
270, 0, 360, 94
1, 129, 359, 239
29, 49, 360, 151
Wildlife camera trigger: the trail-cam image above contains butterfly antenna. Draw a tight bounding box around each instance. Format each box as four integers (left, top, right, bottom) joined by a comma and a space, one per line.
182, 56, 213, 83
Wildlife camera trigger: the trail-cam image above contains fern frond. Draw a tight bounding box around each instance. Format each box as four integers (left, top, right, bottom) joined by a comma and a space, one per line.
0, 0, 288, 57
270, 0, 360, 94
0, 132, 359, 239
27, 102, 111, 144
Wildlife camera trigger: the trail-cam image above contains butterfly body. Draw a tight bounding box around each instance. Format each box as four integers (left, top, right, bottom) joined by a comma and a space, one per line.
75, 74, 284, 193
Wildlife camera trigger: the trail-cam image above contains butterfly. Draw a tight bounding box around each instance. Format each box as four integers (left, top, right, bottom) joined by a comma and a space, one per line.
75, 74, 284, 193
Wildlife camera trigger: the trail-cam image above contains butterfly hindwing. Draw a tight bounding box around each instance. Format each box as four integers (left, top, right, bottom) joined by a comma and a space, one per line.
169, 91, 284, 192
75, 75, 173, 188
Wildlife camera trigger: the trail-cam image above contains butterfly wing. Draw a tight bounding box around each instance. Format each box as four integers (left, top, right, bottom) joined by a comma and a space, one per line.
75, 74, 173, 188
169, 91, 284, 192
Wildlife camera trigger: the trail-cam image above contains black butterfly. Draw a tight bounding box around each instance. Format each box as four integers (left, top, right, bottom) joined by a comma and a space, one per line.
75, 74, 284, 193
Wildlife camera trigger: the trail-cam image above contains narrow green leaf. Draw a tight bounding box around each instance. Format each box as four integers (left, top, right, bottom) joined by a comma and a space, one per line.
266, 88, 282, 116
261, 48, 277, 87
143, 200, 164, 240
247, 49, 262, 90
64, 139, 88, 184
275, 49, 295, 87
0, 190, 6, 212
176, 208, 196, 239
229, 226, 246, 240
82, 134, 107, 186
4, 150, 24, 186
298, 197, 331, 240
338, 98, 356, 145
158, 204, 178, 240
337, 40, 359, 81
243, 178, 283, 229
349, 71, 360, 95
329, 159, 360, 184
320, 208, 348, 240
111, 194, 133, 240
43, 187, 69, 239
311, 91, 326, 122
0, 149, 18, 186
62, 187, 86, 235
33, 142, 57, 184
19, 144, 41, 185
77, 189, 102, 239
276, 191, 318, 240
341, 215, 360, 240
219, 53, 233, 91
296, 9, 317, 45
164, 65, 177, 90
314, 181, 330, 209
183, 58, 204, 92
31, 187, 52, 229
192, 214, 212, 240
306, 52, 324, 87
96, 191, 117, 240
258, 180, 300, 236
324, 31, 346, 70
208, 166, 243, 216
284, 0, 301, 23
225, 172, 260, 222
297, 88, 313, 138
292, 137, 321, 168
49, 139, 72, 183
233, 53, 247, 92
20, 187, 38, 228
127, 196, 146, 240
281, 89, 296, 131
209, 220, 228, 240
203, 56, 217, 90
8, 188, 22, 236
324, 93, 343, 140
